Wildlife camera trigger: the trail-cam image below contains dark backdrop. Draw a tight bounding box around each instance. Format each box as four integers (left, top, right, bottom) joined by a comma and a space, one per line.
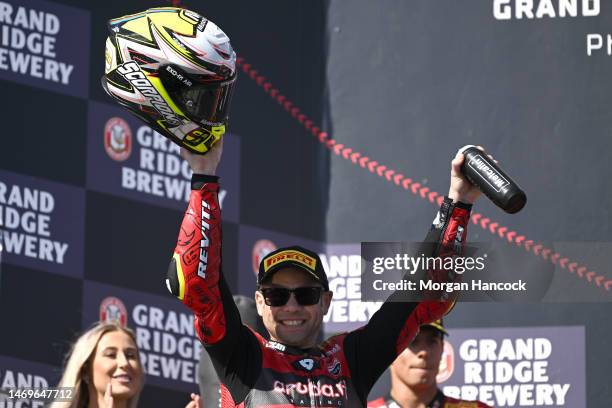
0, 0, 609, 406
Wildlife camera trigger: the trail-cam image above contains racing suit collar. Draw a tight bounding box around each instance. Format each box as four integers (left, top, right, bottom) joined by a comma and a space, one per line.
385, 388, 446, 408
266, 339, 323, 357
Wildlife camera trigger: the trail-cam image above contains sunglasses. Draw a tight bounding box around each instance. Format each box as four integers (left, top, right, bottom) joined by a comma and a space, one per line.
259, 287, 323, 307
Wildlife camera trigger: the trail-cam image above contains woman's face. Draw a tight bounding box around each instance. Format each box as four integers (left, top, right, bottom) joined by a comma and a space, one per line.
90, 330, 143, 401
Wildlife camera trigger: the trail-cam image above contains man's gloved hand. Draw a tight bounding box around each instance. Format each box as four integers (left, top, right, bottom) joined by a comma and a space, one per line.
448, 145, 492, 205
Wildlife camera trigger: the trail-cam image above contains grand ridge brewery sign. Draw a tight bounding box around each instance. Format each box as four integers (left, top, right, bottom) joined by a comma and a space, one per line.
441, 327, 585, 407
0, 181, 67, 264
87, 101, 240, 223
0, 0, 89, 97
0, 1, 73, 83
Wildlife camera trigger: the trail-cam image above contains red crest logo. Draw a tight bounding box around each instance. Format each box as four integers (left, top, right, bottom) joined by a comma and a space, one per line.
99, 296, 128, 326
436, 339, 455, 383
252, 239, 277, 275
104, 117, 132, 162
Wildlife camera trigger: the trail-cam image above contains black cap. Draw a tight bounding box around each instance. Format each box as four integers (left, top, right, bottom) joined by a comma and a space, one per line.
423, 319, 448, 336
257, 246, 329, 291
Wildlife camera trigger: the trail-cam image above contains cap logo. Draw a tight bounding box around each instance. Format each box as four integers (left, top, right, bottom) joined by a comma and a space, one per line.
264, 250, 316, 273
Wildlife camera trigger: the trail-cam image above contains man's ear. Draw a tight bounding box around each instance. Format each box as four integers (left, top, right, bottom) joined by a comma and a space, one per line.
254, 291, 265, 317
321, 291, 333, 315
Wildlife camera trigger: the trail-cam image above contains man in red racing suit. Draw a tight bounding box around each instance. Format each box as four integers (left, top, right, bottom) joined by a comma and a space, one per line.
166, 140, 483, 407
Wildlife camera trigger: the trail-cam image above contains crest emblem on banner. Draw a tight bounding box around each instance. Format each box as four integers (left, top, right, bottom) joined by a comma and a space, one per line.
104, 117, 132, 162
252, 239, 277, 275
99, 296, 128, 326
436, 339, 455, 383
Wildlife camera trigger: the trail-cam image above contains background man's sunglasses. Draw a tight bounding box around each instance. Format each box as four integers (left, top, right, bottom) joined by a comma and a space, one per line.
259, 287, 323, 307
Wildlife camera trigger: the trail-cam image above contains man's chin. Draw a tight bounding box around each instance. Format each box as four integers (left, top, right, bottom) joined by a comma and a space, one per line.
277, 330, 310, 348
279, 336, 307, 347
409, 374, 436, 387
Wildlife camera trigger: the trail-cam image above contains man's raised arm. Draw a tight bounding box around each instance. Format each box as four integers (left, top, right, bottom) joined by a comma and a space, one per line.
343, 148, 484, 402
165, 141, 237, 344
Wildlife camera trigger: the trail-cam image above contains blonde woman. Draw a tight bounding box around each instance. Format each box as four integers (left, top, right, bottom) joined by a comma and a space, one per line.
52, 322, 143, 408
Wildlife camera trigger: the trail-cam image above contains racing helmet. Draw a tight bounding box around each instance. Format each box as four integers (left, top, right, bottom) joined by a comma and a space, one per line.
101, 7, 237, 154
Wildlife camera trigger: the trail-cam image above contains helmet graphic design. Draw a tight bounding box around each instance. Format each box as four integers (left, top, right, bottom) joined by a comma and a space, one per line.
101, 7, 237, 154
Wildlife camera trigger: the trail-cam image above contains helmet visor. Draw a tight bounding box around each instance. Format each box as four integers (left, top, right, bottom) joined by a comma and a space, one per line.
159, 64, 236, 126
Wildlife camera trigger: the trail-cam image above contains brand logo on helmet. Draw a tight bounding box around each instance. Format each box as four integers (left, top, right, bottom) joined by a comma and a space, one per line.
436, 339, 455, 383
116, 62, 181, 126
182, 9, 201, 22
165, 65, 193, 87
99, 296, 128, 326
104, 117, 132, 162
264, 250, 317, 273
252, 239, 277, 275
196, 17, 208, 32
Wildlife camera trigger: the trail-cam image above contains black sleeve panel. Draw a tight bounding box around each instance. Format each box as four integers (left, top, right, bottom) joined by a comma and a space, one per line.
192, 174, 220, 189
343, 300, 419, 404
205, 271, 262, 404
344, 198, 472, 403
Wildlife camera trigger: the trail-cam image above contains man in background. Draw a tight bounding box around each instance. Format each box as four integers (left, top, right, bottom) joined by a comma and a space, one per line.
368, 320, 491, 408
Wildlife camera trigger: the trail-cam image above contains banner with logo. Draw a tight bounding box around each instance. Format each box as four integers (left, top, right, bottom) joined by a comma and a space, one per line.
0, 354, 61, 408
439, 326, 585, 407
86, 101, 241, 223
0, 169, 85, 278
82, 281, 203, 393
0, 0, 90, 98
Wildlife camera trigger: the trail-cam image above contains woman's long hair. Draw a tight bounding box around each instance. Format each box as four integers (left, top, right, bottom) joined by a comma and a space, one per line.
51, 322, 143, 408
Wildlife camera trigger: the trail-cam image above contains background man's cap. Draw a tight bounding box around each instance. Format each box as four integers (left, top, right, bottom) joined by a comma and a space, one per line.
423, 319, 448, 336
258, 246, 329, 290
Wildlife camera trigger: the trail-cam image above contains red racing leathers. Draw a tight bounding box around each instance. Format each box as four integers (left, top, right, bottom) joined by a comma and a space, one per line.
166, 175, 472, 407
